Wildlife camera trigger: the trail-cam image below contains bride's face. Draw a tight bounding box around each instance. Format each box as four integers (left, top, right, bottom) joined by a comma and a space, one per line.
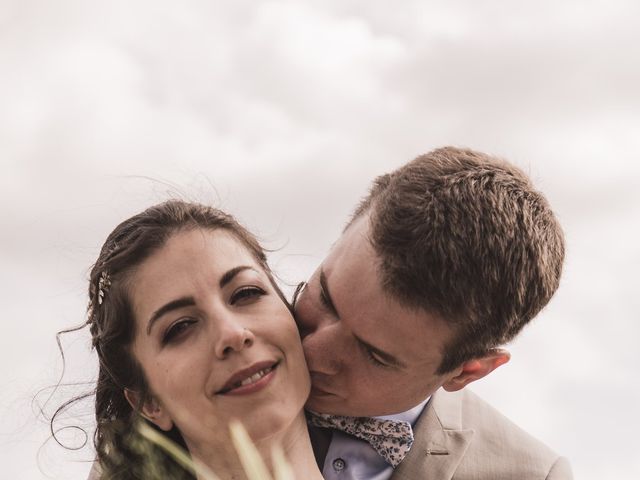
127, 228, 310, 451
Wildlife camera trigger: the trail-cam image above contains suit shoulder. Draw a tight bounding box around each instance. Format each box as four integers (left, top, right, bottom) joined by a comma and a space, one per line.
436, 389, 571, 479
457, 389, 559, 457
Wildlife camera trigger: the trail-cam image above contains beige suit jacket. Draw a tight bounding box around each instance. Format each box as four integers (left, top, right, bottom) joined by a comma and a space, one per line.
390, 389, 572, 479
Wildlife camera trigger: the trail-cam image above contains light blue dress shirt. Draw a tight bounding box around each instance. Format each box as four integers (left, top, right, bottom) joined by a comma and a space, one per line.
321, 398, 430, 480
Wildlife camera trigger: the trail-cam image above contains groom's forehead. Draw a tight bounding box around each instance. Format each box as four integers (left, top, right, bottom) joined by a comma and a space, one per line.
320, 225, 389, 315
330, 213, 376, 265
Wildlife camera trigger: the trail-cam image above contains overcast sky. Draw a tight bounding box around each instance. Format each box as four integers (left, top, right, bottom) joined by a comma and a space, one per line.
1, 1, 639, 479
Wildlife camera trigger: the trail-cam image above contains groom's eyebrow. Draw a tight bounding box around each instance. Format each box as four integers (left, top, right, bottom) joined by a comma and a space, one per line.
319, 269, 339, 317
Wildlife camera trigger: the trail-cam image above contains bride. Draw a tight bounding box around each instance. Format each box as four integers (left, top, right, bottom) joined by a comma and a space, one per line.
84, 199, 323, 479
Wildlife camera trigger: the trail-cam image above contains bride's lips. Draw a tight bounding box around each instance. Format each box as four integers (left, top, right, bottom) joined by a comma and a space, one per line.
216, 360, 280, 396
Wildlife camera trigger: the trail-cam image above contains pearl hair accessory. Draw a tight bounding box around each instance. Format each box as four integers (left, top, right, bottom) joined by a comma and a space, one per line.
97, 271, 111, 305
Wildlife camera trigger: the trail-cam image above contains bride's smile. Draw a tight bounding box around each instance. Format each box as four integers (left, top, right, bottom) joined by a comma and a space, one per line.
216, 360, 280, 395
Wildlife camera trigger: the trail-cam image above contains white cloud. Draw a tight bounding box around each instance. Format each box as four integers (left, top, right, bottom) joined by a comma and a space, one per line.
1, 1, 639, 478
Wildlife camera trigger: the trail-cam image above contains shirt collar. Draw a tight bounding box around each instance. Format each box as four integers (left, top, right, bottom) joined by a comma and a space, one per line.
372, 396, 431, 427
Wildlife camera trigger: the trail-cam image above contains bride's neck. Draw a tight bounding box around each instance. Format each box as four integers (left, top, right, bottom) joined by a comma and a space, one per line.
258, 411, 323, 480
192, 412, 323, 480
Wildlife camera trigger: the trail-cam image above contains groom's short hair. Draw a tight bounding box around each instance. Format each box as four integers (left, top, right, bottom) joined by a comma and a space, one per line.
349, 147, 565, 374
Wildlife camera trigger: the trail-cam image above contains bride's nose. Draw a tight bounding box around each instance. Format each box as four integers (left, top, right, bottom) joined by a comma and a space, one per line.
214, 317, 255, 358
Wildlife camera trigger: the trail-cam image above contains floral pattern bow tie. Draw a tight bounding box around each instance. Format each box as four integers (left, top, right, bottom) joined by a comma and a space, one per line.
306, 410, 415, 468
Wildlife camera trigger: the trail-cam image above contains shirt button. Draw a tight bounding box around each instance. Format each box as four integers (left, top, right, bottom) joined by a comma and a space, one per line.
332, 458, 346, 472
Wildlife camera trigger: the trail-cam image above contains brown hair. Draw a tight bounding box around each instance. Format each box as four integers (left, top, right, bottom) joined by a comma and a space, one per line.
351, 147, 565, 374
59, 200, 275, 479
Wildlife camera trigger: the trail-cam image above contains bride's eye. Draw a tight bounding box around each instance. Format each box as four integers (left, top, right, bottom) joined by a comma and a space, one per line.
230, 286, 266, 305
162, 318, 197, 345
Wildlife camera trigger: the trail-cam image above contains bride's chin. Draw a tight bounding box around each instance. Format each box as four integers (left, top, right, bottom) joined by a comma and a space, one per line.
183, 381, 309, 451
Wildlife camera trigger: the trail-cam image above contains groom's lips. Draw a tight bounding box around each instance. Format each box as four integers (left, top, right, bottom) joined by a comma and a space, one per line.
309, 373, 339, 397
309, 384, 338, 397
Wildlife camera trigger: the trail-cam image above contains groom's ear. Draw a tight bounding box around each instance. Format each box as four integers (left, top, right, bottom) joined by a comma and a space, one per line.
124, 389, 174, 431
442, 349, 511, 392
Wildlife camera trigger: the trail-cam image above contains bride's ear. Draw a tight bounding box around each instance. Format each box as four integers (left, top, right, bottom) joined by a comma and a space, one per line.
124, 389, 174, 431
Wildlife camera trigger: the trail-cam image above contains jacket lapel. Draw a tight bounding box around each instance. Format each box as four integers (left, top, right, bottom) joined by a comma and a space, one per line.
391, 390, 474, 480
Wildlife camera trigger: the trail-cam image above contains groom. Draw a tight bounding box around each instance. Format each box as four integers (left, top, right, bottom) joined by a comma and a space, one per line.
295, 147, 572, 479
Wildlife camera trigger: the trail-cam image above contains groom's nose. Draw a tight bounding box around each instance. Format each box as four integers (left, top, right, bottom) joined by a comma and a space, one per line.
300, 321, 343, 376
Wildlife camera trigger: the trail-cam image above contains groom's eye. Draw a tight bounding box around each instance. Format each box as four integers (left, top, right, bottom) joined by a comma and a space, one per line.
319, 288, 330, 309
365, 349, 390, 368
354, 336, 402, 369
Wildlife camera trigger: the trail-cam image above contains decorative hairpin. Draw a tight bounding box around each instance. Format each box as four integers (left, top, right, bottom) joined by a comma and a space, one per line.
98, 271, 111, 305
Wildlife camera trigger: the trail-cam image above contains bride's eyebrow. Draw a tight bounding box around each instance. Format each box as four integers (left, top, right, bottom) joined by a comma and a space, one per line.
219, 265, 256, 288
146, 265, 258, 335
147, 297, 195, 335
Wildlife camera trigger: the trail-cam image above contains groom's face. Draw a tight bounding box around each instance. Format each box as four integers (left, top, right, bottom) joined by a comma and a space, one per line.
295, 214, 457, 416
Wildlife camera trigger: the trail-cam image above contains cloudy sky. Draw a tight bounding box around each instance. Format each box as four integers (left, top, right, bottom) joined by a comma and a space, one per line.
1, 1, 639, 478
